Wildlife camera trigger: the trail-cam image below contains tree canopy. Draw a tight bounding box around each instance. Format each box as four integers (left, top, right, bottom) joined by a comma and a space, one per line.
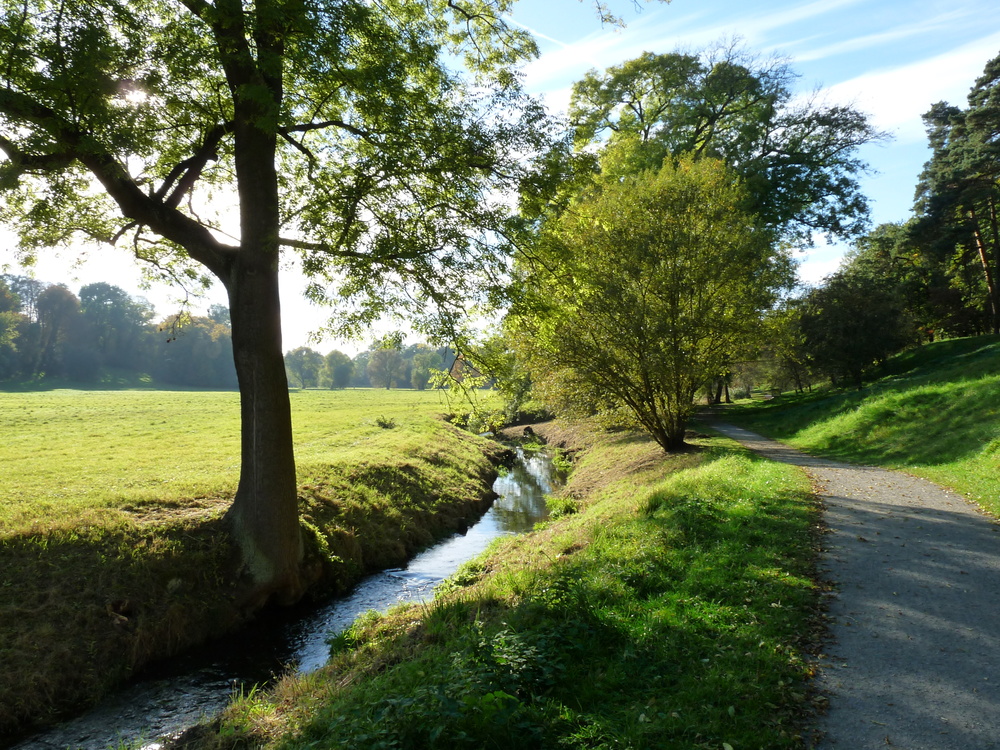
511, 156, 792, 451
567, 44, 884, 244
0, 0, 577, 603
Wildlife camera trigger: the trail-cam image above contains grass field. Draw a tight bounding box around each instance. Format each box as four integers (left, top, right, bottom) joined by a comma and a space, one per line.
723, 335, 1000, 516
0, 387, 475, 533
0, 387, 502, 740
191, 421, 822, 750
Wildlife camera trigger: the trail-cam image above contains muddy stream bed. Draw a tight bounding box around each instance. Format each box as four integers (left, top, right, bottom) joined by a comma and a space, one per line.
14, 448, 561, 750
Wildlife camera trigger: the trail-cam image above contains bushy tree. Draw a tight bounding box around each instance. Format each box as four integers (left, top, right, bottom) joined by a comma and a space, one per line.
323, 349, 353, 389
511, 156, 792, 451
409, 345, 443, 390
368, 348, 405, 390
285, 346, 324, 389
798, 271, 915, 389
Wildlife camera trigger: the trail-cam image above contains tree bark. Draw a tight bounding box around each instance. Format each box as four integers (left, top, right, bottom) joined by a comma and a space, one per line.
224, 254, 304, 606
217, 2, 304, 604
970, 209, 1000, 334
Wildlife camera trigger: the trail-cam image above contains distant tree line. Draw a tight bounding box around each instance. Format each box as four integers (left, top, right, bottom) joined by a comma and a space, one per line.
283, 341, 459, 390
0, 274, 237, 387
0, 274, 467, 391
0, 273, 466, 391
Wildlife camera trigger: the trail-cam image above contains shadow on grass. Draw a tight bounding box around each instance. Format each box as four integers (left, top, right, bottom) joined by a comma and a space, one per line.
279, 449, 818, 750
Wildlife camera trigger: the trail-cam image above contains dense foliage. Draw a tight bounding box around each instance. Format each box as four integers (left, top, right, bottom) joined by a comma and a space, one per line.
0, 274, 239, 387
567, 43, 884, 244
511, 157, 792, 451
502, 43, 879, 442
764, 50, 1000, 393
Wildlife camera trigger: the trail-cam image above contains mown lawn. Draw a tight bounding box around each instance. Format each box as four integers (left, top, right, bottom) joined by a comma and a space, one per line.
0, 387, 501, 740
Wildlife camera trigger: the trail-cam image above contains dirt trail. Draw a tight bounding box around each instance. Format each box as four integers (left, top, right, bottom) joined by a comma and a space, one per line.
708, 421, 1000, 750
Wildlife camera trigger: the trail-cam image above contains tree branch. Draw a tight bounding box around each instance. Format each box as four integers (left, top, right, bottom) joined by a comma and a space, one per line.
153, 121, 233, 208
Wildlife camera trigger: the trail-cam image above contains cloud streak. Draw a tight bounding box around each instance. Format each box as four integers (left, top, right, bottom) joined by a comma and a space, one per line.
824, 29, 1000, 142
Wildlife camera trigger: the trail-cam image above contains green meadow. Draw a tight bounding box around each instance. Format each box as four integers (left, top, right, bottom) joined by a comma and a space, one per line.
0, 387, 503, 739
1, 388, 475, 532
725, 335, 1000, 516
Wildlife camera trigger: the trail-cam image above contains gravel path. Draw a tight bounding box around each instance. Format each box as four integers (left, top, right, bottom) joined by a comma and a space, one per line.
707, 421, 1000, 750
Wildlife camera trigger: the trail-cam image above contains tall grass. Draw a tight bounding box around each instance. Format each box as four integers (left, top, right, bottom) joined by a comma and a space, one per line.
726, 335, 1000, 515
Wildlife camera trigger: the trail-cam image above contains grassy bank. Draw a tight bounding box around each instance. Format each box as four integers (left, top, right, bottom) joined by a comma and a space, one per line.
0, 389, 503, 741
186, 421, 822, 750
724, 335, 1000, 516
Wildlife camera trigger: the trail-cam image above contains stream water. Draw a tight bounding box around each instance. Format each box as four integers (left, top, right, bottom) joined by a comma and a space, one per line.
12, 448, 560, 750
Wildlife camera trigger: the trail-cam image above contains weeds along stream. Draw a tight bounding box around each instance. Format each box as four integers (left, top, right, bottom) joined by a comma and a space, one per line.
10, 448, 563, 750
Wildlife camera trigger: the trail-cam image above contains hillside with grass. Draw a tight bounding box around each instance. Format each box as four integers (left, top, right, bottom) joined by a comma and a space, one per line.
725, 335, 1000, 516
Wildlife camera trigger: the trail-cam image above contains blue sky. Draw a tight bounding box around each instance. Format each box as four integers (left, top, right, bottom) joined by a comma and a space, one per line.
5, 0, 1000, 350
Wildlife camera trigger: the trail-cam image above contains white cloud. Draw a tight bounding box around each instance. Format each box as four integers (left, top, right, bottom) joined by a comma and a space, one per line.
796, 243, 847, 285
791, 12, 969, 63
824, 29, 1000, 143
518, 0, 870, 106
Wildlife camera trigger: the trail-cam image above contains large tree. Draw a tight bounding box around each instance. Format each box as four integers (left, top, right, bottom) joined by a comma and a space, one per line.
914, 52, 1000, 334
511, 156, 792, 451
0, 0, 577, 604
567, 43, 884, 244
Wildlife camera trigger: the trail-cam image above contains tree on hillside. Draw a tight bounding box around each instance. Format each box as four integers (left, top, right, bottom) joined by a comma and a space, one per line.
914, 52, 1000, 334
0, 0, 595, 602
567, 43, 885, 244
798, 271, 914, 389
323, 349, 353, 389
846, 222, 977, 339
510, 157, 792, 452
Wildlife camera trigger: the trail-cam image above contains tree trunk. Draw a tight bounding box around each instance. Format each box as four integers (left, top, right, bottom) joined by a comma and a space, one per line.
970, 209, 1000, 334
224, 256, 304, 606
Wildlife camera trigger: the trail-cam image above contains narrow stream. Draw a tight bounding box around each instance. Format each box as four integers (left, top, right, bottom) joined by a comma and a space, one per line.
13, 448, 560, 750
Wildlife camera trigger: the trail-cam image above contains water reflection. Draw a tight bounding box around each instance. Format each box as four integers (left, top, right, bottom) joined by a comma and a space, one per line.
10, 447, 561, 750
289, 447, 561, 672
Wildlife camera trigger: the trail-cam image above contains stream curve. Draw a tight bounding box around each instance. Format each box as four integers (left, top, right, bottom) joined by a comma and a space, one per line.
13, 447, 560, 750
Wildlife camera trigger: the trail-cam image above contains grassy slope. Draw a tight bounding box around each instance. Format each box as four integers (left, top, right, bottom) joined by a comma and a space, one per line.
724, 335, 1000, 516
0, 388, 502, 740
197, 422, 822, 750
